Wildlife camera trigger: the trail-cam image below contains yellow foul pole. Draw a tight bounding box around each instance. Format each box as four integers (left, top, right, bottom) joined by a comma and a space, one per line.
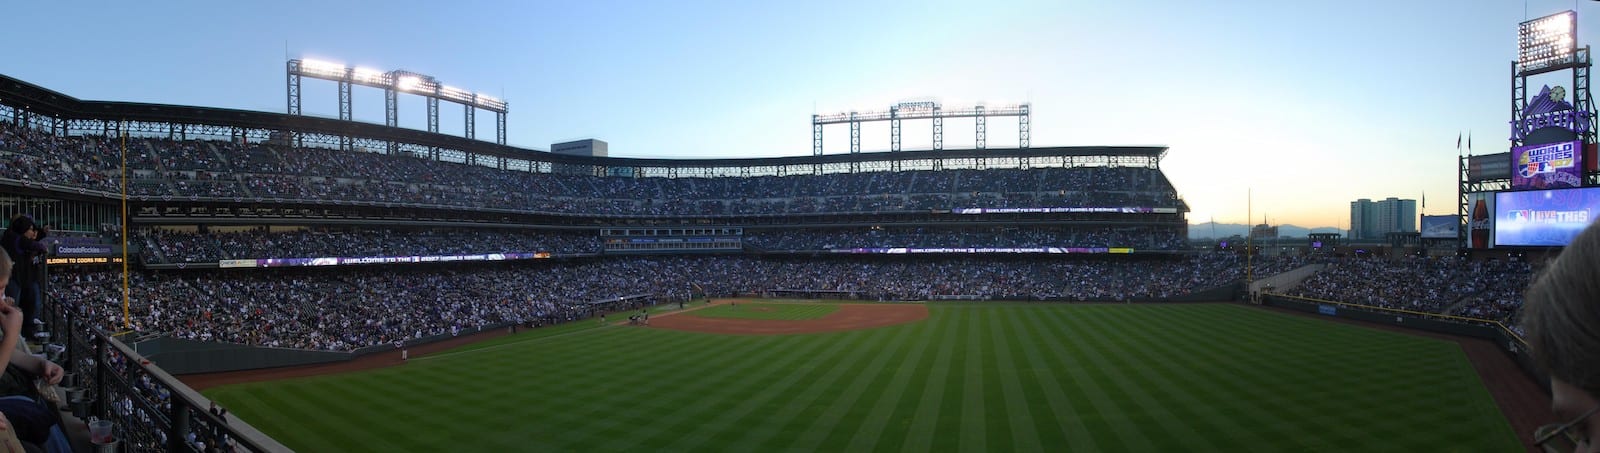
1246, 188, 1254, 303
120, 121, 130, 329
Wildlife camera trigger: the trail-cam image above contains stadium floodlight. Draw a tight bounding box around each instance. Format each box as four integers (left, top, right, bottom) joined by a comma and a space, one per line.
475, 93, 505, 110
287, 56, 510, 144
298, 59, 348, 79
396, 76, 424, 92
1519, 10, 1578, 74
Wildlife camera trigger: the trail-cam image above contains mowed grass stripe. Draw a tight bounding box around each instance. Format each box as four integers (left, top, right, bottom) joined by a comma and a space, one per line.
1004, 306, 1099, 451
841, 312, 939, 452
1057, 307, 1207, 449
206, 303, 1522, 452
1139, 306, 1308, 447
923, 305, 979, 452
207, 387, 359, 451
786, 314, 928, 451
649, 330, 875, 450
898, 306, 965, 453
743, 330, 901, 451
957, 307, 990, 452
1104, 306, 1281, 450
238, 382, 395, 452
1015, 306, 1155, 450
1145, 306, 1369, 451
1231, 307, 1492, 449
1153, 305, 1482, 451
577, 334, 809, 451
548, 332, 788, 450
553, 331, 796, 449
986, 307, 1044, 452
306, 374, 449, 451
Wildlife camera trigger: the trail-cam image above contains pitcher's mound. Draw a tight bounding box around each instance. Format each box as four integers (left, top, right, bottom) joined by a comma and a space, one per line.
652, 303, 928, 335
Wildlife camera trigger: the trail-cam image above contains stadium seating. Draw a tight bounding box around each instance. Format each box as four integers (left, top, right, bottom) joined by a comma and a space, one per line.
1, 121, 1184, 216
1285, 257, 1534, 321
53, 255, 1259, 351
136, 228, 601, 264
745, 226, 1187, 251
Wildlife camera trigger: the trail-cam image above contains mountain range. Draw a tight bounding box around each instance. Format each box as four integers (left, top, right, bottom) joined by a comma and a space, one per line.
1186, 222, 1342, 240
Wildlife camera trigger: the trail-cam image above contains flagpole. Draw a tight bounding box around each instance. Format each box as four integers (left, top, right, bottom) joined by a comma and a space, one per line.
1247, 188, 1254, 303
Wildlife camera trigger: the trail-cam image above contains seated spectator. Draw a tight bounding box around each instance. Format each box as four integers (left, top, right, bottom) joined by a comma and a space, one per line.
0, 253, 71, 453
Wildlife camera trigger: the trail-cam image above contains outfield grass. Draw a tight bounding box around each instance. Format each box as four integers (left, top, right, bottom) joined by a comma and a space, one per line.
204, 303, 1519, 452
688, 302, 839, 320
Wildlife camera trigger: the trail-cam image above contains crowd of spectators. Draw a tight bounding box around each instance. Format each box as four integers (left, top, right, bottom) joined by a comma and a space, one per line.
746, 226, 1188, 251
130, 225, 1199, 263
0, 121, 1185, 217
137, 227, 601, 263
51, 255, 1261, 351
1286, 257, 1535, 321
1448, 260, 1536, 322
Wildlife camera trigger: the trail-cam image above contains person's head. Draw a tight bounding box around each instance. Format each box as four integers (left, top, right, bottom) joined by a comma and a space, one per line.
1523, 220, 1600, 452
4, 216, 32, 237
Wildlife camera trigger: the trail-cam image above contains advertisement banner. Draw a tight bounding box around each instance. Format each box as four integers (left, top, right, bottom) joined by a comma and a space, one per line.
826, 247, 1117, 254
225, 252, 551, 268
1468, 153, 1512, 181
1512, 140, 1584, 190
1419, 215, 1460, 239
52, 245, 114, 256
953, 207, 1159, 214
1494, 186, 1600, 246
1469, 192, 1496, 249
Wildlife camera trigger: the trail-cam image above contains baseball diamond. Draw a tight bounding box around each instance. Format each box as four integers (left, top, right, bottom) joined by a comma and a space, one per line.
0, 5, 1579, 450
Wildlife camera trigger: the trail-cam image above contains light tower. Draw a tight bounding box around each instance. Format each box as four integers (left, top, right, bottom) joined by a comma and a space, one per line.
285, 58, 509, 151
811, 102, 1031, 156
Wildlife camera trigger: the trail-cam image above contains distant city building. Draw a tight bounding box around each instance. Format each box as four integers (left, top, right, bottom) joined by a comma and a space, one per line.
1349, 197, 1417, 240
1249, 223, 1278, 239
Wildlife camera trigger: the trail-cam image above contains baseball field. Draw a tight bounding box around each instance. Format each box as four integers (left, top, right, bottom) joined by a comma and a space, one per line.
202, 302, 1520, 452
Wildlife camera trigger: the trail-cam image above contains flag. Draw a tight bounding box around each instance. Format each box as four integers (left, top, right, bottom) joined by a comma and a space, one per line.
1456, 132, 1462, 151
1422, 191, 1426, 210
1468, 132, 1472, 153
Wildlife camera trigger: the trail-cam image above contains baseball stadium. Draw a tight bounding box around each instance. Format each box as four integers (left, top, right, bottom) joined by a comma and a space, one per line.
2, 7, 1598, 453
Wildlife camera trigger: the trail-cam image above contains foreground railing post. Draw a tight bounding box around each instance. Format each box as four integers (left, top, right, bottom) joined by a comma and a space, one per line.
169, 400, 190, 452
93, 334, 106, 420
64, 308, 76, 378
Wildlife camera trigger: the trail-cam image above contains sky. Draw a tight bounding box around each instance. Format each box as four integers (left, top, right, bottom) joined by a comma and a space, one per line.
2, 0, 1595, 229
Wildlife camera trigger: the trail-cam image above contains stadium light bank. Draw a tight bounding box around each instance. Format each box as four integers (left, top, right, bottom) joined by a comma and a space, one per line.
286, 58, 508, 148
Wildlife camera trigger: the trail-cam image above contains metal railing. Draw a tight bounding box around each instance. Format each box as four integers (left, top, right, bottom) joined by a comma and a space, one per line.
44, 296, 291, 452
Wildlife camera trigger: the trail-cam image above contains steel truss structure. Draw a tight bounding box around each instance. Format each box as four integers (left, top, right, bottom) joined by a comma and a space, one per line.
0, 102, 1158, 183
285, 59, 509, 147
812, 102, 1030, 156
1459, 17, 1597, 247
2, 72, 1164, 191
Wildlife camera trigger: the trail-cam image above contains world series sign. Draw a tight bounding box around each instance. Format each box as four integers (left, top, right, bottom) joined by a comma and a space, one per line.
1514, 140, 1583, 189
1510, 85, 1591, 190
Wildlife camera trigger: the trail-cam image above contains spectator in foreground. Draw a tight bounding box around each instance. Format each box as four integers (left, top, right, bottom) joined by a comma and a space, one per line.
1522, 221, 1600, 452
0, 251, 71, 452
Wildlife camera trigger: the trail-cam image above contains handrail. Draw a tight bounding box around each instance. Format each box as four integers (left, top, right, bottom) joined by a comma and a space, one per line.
46, 295, 294, 452
101, 332, 293, 452
1268, 293, 1525, 342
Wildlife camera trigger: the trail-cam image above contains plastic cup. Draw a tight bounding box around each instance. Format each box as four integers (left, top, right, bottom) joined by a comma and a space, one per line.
89, 419, 113, 444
